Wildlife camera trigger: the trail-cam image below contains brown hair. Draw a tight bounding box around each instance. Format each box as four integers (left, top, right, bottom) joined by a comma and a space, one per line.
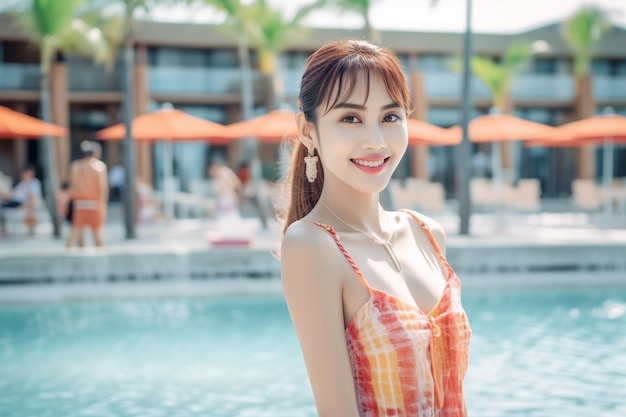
279, 39, 412, 234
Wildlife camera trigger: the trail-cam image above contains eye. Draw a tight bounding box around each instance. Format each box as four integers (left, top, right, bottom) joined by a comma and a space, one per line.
341, 114, 361, 124
383, 113, 401, 123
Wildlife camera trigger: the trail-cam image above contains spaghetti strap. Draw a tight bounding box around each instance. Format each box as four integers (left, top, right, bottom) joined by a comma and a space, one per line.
303, 219, 371, 291
399, 209, 453, 278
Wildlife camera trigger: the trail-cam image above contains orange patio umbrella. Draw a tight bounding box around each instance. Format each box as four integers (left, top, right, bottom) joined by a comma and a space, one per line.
407, 119, 460, 146
558, 113, 626, 143
448, 112, 558, 218
0, 105, 68, 138
526, 113, 626, 225
448, 113, 558, 143
223, 109, 298, 143
95, 108, 229, 143
96, 107, 230, 218
526, 114, 626, 147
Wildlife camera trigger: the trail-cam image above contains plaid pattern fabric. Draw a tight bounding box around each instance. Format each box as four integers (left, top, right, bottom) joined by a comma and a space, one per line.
308, 211, 471, 417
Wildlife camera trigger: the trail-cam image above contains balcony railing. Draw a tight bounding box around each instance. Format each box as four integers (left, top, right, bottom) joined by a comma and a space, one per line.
0, 63, 40, 90
594, 75, 626, 101
512, 74, 574, 101
423, 72, 577, 102
148, 67, 264, 95
2, 62, 625, 104
0, 62, 121, 92
67, 62, 123, 92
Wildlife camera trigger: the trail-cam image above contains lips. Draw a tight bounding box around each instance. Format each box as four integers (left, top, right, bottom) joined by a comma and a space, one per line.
350, 156, 391, 173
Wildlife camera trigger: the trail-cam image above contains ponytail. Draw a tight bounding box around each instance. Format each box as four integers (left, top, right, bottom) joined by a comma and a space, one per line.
279, 140, 324, 234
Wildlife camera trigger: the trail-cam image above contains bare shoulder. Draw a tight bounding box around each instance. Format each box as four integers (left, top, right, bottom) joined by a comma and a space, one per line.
90, 159, 107, 172
280, 219, 344, 291
398, 209, 447, 255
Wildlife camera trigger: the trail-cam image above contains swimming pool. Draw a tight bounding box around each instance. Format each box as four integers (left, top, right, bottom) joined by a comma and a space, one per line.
0, 286, 624, 417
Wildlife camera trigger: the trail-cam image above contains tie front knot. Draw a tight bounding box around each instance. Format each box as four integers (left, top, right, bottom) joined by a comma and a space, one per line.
428, 316, 441, 337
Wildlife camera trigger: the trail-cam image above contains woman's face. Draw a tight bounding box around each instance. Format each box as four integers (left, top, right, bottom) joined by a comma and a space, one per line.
312, 73, 408, 195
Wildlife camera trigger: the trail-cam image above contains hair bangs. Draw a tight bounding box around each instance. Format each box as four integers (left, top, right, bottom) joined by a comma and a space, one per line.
318, 51, 411, 117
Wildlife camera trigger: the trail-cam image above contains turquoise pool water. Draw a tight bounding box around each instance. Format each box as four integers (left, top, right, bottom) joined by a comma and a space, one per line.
1, 286, 625, 417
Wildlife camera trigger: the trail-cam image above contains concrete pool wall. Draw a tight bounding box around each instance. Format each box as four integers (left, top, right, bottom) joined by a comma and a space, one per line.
1, 240, 624, 303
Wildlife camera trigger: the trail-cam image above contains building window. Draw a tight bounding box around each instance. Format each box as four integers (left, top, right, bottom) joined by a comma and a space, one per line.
591, 59, 611, 75
418, 54, 452, 72
615, 60, 626, 76
208, 49, 238, 68
590, 58, 626, 76
147, 47, 238, 68
532, 58, 558, 74
281, 51, 312, 70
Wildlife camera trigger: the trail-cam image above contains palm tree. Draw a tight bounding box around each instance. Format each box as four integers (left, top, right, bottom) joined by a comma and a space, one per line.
202, 0, 267, 228
203, 0, 254, 123
561, 6, 613, 180
471, 42, 532, 114
86, 0, 194, 239
13, 0, 111, 238
331, 0, 381, 42
469, 42, 532, 178
244, 0, 326, 110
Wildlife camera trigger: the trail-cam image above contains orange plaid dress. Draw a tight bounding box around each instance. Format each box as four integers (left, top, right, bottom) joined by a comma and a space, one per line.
309, 210, 471, 417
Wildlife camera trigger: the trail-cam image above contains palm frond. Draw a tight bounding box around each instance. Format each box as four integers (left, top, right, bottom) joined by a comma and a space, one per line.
203, 0, 242, 18
58, 19, 112, 65
331, 0, 373, 15
561, 6, 612, 53
32, 0, 85, 39
471, 56, 507, 96
561, 6, 613, 75
291, 0, 327, 25
503, 42, 532, 72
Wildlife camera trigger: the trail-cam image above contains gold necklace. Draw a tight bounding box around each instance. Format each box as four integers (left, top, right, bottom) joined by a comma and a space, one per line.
321, 201, 402, 272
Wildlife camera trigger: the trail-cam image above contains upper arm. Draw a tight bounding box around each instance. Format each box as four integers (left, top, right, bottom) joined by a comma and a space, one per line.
68, 165, 78, 196
34, 179, 43, 197
100, 163, 109, 199
281, 222, 360, 417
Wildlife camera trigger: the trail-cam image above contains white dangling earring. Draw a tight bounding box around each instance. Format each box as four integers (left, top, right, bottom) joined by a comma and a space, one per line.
304, 147, 318, 183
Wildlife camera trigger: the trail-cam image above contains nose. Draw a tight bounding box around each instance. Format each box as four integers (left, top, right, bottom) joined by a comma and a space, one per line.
362, 124, 387, 150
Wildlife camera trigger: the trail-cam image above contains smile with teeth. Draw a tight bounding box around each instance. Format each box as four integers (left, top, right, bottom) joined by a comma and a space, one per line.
351, 158, 389, 167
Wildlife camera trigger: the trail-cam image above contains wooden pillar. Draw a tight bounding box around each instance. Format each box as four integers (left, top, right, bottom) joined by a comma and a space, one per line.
499, 95, 514, 179
575, 75, 595, 180
134, 44, 152, 184
12, 103, 28, 178
50, 60, 70, 182
105, 103, 121, 166
410, 69, 430, 180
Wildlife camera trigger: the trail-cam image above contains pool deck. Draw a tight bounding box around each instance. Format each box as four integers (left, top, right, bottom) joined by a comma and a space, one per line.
1, 201, 625, 301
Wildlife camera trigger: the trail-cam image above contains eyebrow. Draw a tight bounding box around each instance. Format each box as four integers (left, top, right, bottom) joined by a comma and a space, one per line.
333, 102, 401, 111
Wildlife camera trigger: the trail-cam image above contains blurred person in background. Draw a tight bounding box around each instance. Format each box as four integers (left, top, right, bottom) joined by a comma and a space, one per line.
108, 163, 125, 202
66, 141, 108, 247
0, 164, 42, 235
207, 157, 242, 221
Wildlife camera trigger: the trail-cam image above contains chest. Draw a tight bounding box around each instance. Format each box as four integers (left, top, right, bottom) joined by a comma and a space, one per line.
339, 229, 448, 326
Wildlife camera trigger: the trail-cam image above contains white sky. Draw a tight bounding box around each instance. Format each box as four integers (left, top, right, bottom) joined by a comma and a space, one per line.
151, 0, 626, 34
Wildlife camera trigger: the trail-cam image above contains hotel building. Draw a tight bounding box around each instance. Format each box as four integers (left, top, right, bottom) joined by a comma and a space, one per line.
1, 14, 625, 199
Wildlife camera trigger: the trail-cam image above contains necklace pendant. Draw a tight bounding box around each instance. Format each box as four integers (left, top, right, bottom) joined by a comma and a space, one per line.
383, 242, 402, 272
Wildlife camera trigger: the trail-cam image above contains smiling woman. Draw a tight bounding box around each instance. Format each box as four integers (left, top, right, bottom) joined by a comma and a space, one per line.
278, 39, 471, 417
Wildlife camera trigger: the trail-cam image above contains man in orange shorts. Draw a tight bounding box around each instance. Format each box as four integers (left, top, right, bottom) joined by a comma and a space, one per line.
66, 141, 108, 247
